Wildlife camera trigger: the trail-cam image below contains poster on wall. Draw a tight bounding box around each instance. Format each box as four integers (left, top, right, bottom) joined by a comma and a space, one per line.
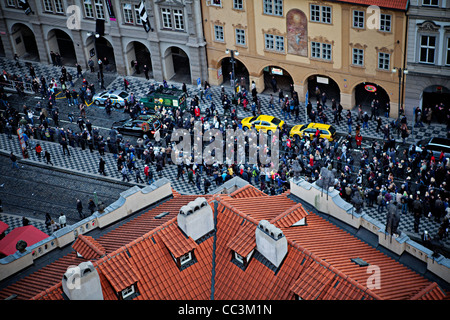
217, 67, 222, 79
287, 9, 308, 57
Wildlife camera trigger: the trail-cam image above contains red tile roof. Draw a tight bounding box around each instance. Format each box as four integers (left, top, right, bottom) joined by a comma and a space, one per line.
72, 234, 106, 260
157, 220, 198, 258
229, 184, 269, 198
96, 251, 140, 293
2, 184, 447, 301
330, 0, 408, 10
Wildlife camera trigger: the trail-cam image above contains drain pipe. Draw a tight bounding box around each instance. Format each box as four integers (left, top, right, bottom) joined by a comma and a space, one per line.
210, 200, 219, 300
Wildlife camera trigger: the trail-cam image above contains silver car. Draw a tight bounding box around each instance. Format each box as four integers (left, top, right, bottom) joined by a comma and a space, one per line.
93, 90, 130, 108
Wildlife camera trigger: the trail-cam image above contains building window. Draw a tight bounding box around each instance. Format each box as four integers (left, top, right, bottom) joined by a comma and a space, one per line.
6, 0, 17, 7
419, 35, 436, 64
161, 8, 172, 29
422, 0, 439, 6
134, 4, 142, 25
352, 48, 364, 66
263, 0, 283, 17
43, 0, 53, 12
352, 10, 364, 29
94, 0, 105, 19
378, 52, 391, 70
121, 285, 135, 299
161, 8, 184, 31
235, 28, 246, 46
54, 0, 64, 13
179, 252, 193, 266
210, 0, 222, 6
265, 34, 284, 52
214, 25, 224, 41
310, 4, 331, 24
233, 0, 243, 10
173, 9, 184, 30
380, 14, 391, 32
311, 41, 332, 60
123, 4, 134, 24
84, 0, 94, 18
446, 37, 450, 65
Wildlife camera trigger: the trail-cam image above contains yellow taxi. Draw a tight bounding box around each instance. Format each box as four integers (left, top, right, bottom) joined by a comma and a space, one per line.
241, 115, 284, 134
290, 123, 336, 141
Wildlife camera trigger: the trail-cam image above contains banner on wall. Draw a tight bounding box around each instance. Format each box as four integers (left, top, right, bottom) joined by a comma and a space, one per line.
138, 1, 152, 32
105, 0, 116, 21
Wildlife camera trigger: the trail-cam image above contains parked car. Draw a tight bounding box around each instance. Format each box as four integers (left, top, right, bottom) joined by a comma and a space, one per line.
240, 115, 284, 134
112, 115, 162, 137
93, 90, 130, 108
290, 123, 336, 141
409, 137, 450, 159
139, 86, 187, 113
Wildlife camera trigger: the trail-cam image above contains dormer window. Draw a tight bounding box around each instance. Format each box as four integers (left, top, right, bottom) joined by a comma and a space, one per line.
170, 250, 197, 270
121, 285, 137, 300
231, 249, 254, 270
180, 252, 193, 266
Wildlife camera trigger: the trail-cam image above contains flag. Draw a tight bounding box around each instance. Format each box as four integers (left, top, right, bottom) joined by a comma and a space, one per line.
18, 0, 32, 15
104, 0, 116, 21
138, 1, 152, 32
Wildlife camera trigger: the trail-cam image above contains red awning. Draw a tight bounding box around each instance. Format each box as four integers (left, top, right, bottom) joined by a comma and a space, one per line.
0, 221, 9, 234
0, 225, 49, 256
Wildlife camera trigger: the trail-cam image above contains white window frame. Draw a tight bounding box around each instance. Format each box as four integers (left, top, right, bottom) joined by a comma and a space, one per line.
209, 0, 222, 7
94, 0, 105, 20
121, 285, 135, 299
214, 25, 224, 42
265, 34, 284, 52
352, 10, 365, 29
419, 34, 437, 64
84, 0, 94, 18
265, 34, 274, 50
123, 3, 134, 24
43, 0, 53, 12
422, 0, 439, 6
234, 252, 244, 264
352, 48, 364, 66
173, 9, 184, 31
263, 0, 283, 17
378, 52, 391, 70
233, 0, 243, 10
380, 14, 391, 32
6, 0, 17, 7
54, 0, 64, 14
179, 252, 193, 266
161, 8, 173, 29
235, 28, 246, 46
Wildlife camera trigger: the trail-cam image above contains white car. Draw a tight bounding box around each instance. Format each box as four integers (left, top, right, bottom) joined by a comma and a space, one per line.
93, 90, 130, 108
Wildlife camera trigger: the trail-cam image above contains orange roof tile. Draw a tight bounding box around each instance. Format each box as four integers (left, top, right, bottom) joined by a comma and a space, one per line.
157, 221, 198, 259
72, 234, 106, 260
96, 251, 140, 293
227, 219, 256, 258
229, 184, 268, 198
271, 203, 309, 228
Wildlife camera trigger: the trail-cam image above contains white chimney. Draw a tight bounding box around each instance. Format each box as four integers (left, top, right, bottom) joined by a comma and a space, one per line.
62, 261, 104, 300
177, 197, 214, 241
255, 220, 288, 268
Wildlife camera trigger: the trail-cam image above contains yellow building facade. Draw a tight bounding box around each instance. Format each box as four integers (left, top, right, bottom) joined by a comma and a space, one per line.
201, 0, 408, 117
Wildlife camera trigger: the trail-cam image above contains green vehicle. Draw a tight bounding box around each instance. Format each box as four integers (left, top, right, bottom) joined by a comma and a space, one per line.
138, 86, 187, 113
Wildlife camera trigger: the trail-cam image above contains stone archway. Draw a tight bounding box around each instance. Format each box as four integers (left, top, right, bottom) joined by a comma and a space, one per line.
125, 41, 152, 77
47, 29, 76, 66
163, 46, 191, 84
10, 23, 40, 61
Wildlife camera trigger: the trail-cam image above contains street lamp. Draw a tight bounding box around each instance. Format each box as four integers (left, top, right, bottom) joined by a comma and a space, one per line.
225, 49, 239, 96
392, 67, 408, 119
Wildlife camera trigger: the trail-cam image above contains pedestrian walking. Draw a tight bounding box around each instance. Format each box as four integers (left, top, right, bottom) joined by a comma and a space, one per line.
60, 138, 70, 156
10, 152, 19, 169
44, 150, 53, 166
35, 143, 42, 160
121, 165, 130, 182
98, 157, 106, 176
88, 199, 96, 215
76, 199, 84, 219
58, 213, 67, 228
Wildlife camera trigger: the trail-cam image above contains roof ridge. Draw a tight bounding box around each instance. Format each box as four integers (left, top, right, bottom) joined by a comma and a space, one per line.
77, 234, 106, 257
270, 202, 308, 226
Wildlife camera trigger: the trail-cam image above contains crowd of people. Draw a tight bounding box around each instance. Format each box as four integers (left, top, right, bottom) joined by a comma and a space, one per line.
0, 61, 449, 253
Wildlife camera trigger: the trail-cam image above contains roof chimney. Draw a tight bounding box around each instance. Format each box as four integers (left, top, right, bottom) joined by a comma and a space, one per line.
62, 261, 104, 300
177, 197, 214, 241
255, 220, 288, 268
